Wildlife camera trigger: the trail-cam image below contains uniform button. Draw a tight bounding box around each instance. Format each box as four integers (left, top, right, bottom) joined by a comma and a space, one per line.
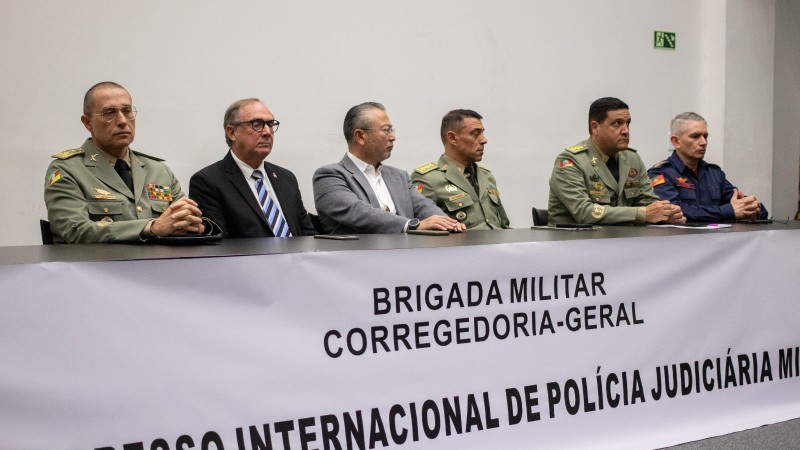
595, 198, 600, 202
458, 203, 463, 207
103, 207, 109, 213
137, 206, 143, 212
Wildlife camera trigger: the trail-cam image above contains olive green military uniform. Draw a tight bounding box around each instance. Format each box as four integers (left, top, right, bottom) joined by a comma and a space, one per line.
547, 139, 659, 225
44, 138, 186, 243
411, 155, 510, 230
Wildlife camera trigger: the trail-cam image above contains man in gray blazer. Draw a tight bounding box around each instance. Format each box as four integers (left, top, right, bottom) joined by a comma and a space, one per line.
313, 102, 466, 234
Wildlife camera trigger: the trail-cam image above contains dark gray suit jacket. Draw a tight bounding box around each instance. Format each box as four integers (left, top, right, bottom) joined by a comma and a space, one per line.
312, 154, 446, 234
190, 151, 316, 238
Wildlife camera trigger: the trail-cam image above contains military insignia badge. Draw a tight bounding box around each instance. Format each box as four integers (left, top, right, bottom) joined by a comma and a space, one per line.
488, 187, 499, 196
47, 169, 61, 186
94, 188, 116, 200
456, 211, 467, 221
448, 192, 466, 201
590, 174, 600, 182
414, 162, 438, 174
651, 174, 665, 187
591, 204, 605, 219
445, 184, 458, 193
90, 154, 98, 162
676, 177, 695, 189
591, 156, 598, 164
416, 183, 423, 193
147, 184, 173, 201
628, 168, 638, 178
559, 159, 574, 168
592, 182, 604, 191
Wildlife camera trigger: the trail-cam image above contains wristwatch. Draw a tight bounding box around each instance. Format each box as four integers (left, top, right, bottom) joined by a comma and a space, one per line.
407, 218, 420, 231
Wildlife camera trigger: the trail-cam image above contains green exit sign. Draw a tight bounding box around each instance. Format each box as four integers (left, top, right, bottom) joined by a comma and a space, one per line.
654, 31, 676, 49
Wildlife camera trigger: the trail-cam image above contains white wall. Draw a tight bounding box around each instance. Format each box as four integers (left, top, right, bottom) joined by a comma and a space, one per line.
773, 0, 800, 219
0, 0, 793, 246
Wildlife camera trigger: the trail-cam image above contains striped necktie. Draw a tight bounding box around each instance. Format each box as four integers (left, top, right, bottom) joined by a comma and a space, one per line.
252, 169, 291, 237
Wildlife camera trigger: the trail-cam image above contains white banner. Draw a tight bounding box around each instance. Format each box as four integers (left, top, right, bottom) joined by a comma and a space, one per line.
2, 230, 800, 450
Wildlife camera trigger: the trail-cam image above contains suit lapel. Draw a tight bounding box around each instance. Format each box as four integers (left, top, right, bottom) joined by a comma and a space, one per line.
222, 152, 270, 229
587, 145, 619, 193
382, 167, 412, 217
341, 155, 381, 208
617, 152, 638, 199
130, 152, 146, 203
444, 164, 476, 198
89, 150, 134, 200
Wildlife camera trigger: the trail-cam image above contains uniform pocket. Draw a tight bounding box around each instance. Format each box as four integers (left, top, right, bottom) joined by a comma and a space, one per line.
677, 188, 697, 201
150, 200, 170, 215
444, 195, 474, 212
88, 200, 124, 218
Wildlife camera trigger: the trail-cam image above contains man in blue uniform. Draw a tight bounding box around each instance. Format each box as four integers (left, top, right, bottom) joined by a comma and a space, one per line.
648, 112, 768, 222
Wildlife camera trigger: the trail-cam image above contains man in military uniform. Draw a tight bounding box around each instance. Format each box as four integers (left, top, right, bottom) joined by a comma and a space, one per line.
548, 97, 685, 225
411, 109, 510, 230
648, 112, 768, 222
44, 82, 208, 243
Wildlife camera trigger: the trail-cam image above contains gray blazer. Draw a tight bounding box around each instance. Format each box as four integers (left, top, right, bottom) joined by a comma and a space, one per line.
313, 154, 446, 234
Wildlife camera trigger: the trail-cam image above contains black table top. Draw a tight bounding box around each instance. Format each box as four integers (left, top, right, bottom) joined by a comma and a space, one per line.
2, 221, 798, 265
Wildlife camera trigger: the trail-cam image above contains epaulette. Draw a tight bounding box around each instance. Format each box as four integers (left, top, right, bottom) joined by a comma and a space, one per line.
414, 162, 438, 174
627, 147, 639, 153
477, 165, 491, 173
651, 160, 667, 169
566, 144, 588, 154
132, 150, 165, 162
51, 148, 83, 159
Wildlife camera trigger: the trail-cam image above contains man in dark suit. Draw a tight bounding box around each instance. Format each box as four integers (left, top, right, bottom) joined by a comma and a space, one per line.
190, 98, 316, 238
312, 102, 465, 234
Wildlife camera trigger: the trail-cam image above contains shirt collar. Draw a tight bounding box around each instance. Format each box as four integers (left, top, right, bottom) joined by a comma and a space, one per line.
442, 154, 469, 173
231, 150, 264, 178
347, 152, 383, 177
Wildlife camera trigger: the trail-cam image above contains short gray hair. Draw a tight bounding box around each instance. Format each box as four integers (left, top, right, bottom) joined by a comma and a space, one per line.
83, 81, 127, 114
343, 102, 385, 144
670, 112, 706, 136
223, 98, 261, 146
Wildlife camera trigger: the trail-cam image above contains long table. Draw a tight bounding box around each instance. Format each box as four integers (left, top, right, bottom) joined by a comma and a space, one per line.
2, 223, 799, 449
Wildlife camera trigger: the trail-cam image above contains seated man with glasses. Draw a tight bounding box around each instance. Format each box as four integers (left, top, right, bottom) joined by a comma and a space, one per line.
44, 81, 213, 243
313, 102, 465, 234
190, 98, 316, 238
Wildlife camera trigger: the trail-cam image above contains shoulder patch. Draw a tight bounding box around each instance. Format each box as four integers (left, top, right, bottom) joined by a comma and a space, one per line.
51, 148, 83, 159
414, 162, 438, 174
131, 150, 165, 162
651, 174, 666, 187
566, 144, 588, 154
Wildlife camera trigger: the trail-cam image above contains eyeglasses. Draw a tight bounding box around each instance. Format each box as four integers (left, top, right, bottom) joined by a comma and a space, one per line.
362, 127, 396, 136
234, 119, 280, 133
89, 106, 137, 122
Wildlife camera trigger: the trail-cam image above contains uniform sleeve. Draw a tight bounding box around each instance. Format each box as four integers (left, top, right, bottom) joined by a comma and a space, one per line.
44, 160, 150, 244
630, 157, 661, 207
487, 173, 511, 228
406, 171, 448, 221
189, 170, 229, 237
648, 165, 734, 222
409, 170, 437, 203
548, 152, 639, 224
